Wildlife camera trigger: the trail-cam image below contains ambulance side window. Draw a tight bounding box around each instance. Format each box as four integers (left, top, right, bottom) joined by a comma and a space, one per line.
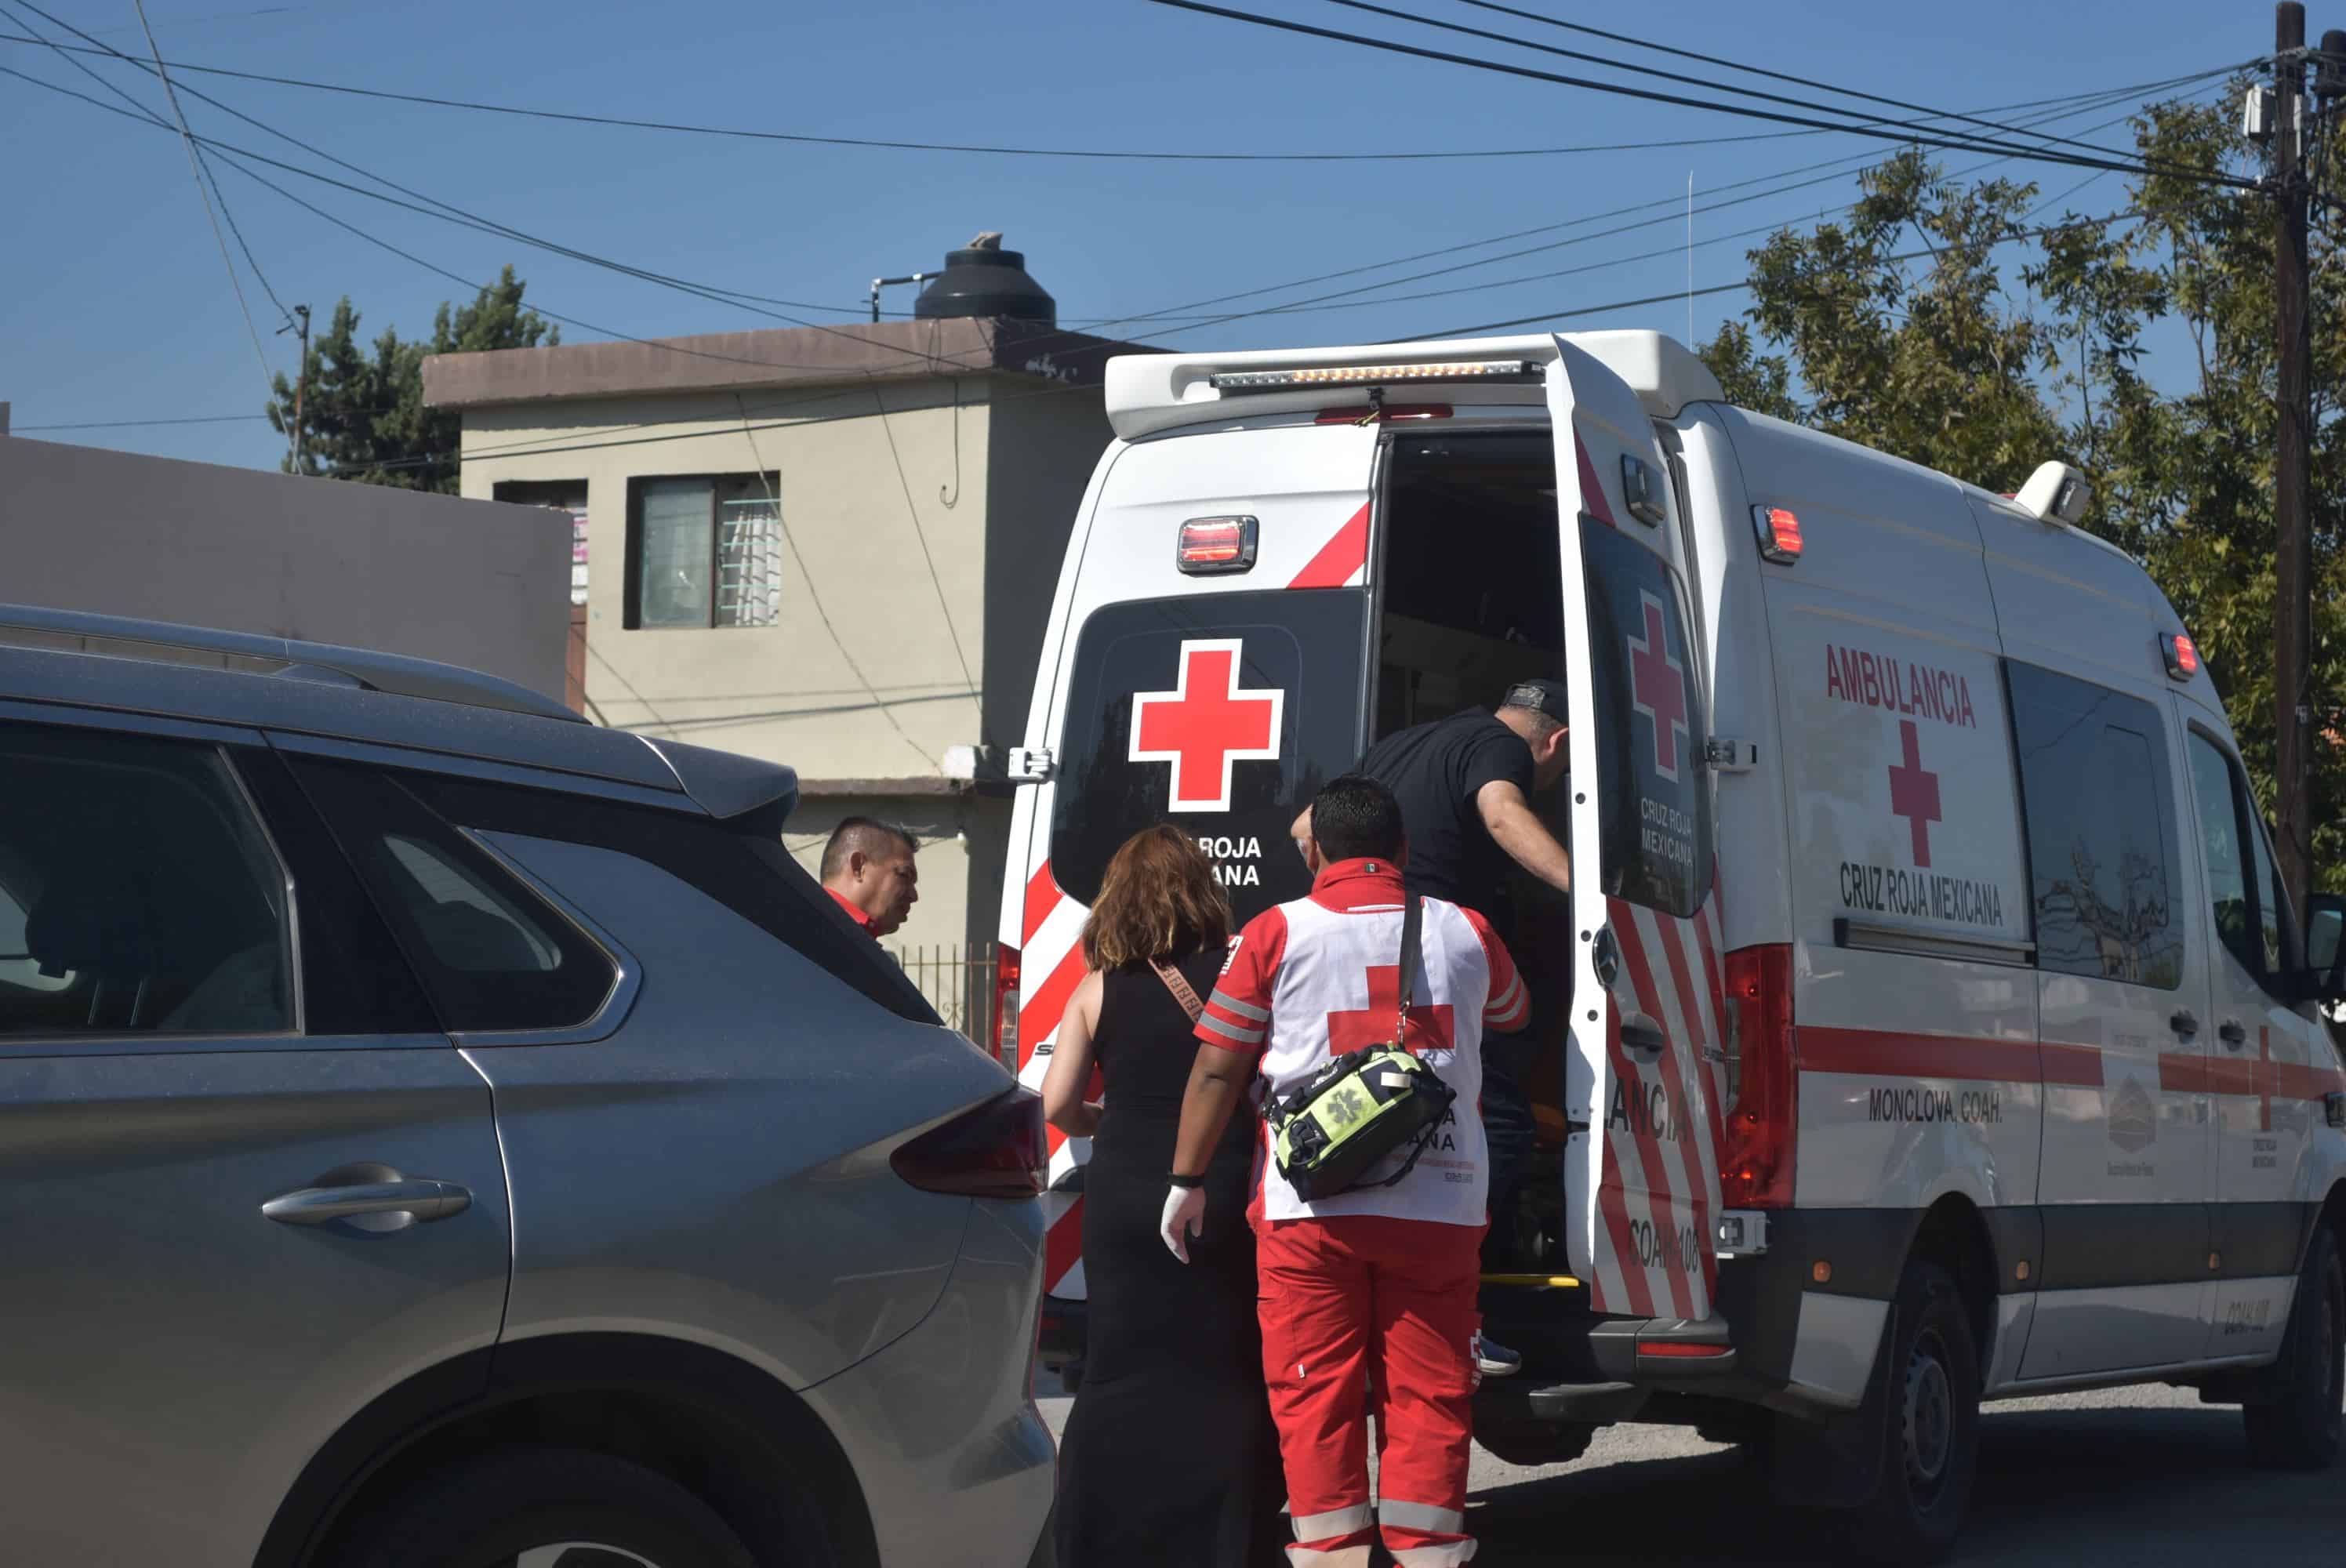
2005, 663, 2183, 989
1579, 518, 1709, 916
2184, 729, 2301, 992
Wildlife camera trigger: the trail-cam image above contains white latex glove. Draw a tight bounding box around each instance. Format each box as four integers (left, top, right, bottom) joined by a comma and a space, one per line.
1160, 1184, 1207, 1263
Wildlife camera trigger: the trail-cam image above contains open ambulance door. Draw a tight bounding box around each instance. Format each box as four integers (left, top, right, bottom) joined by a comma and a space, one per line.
1545, 339, 1725, 1325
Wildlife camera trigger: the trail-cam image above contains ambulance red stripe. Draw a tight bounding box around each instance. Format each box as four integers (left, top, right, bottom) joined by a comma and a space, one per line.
1595, 1037, 1658, 1319
1022, 858, 1062, 944
1287, 502, 1371, 589
1654, 910, 1730, 1174
1044, 1192, 1085, 1292
1797, 1026, 2052, 1084
1611, 904, 1703, 1316
1574, 436, 1617, 528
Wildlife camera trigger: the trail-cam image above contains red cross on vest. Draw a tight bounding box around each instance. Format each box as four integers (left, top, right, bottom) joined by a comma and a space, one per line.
1326, 963, 1456, 1057
1887, 719, 1942, 868
1626, 592, 1687, 780
1129, 638, 1286, 814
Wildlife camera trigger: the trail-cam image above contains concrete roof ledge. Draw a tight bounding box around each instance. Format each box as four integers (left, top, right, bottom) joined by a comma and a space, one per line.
423, 317, 1160, 409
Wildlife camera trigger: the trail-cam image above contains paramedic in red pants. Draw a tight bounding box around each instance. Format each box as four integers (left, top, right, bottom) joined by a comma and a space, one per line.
1162, 775, 1529, 1568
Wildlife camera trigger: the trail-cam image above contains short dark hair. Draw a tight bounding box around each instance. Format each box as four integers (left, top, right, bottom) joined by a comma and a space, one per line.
1310, 774, 1406, 863
820, 817, 916, 881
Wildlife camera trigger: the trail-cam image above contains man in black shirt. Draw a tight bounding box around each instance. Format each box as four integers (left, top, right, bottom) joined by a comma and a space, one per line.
1292, 678, 1574, 1376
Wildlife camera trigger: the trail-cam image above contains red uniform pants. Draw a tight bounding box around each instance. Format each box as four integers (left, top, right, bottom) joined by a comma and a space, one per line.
1256, 1214, 1482, 1568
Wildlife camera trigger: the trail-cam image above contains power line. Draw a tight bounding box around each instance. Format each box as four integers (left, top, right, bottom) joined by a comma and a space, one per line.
13, 412, 273, 430
4, 5, 992, 378
0, 26, 2149, 166
1440, 0, 2257, 168
1147, 1, 2262, 190
1404, 208, 2149, 340
866, 370, 985, 734
1070, 64, 2237, 339
125, 0, 280, 388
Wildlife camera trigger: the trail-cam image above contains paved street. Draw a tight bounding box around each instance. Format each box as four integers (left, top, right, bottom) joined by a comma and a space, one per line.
1038, 1381, 2346, 1564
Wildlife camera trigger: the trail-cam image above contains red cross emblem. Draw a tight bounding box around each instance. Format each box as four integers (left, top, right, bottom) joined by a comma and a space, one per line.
1626, 593, 1688, 781
1326, 964, 1455, 1057
1129, 638, 1285, 814
1887, 720, 1942, 868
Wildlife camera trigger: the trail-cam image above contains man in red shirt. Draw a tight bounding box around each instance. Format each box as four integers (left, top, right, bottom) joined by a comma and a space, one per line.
819, 818, 919, 938
1163, 775, 1527, 1568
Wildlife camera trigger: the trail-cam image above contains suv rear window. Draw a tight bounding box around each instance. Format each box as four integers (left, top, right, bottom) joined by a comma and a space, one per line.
1048, 590, 1367, 921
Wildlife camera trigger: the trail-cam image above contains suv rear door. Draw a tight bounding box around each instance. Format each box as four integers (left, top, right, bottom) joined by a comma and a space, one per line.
0, 713, 510, 1568
1015, 422, 1379, 1297
1546, 340, 1725, 1323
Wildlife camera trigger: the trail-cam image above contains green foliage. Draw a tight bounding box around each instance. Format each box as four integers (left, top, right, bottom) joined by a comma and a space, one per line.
265, 266, 556, 494
1698, 93, 2346, 886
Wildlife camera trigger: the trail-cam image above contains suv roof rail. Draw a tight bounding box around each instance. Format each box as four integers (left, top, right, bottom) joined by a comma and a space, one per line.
0, 603, 584, 724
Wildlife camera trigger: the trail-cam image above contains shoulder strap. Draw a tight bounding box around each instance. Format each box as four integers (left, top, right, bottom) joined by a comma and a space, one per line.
1150, 958, 1207, 1024
1393, 895, 1424, 1039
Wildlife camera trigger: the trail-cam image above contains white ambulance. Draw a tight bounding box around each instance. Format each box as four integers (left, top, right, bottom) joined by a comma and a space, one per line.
994, 331, 2346, 1560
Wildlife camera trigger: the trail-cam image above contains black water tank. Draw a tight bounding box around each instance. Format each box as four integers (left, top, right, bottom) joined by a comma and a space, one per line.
913, 234, 1055, 325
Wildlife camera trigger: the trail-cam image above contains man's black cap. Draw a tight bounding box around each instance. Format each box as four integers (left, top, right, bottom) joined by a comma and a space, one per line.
1500, 677, 1569, 722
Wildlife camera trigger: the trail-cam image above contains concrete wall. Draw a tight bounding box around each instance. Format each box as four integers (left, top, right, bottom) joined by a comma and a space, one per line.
0, 437, 570, 698
456, 381, 993, 781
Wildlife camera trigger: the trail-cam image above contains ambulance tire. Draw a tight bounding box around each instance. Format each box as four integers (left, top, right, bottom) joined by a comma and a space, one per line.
1845, 1259, 1978, 1567
2242, 1225, 2344, 1470
1472, 1417, 1594, 1468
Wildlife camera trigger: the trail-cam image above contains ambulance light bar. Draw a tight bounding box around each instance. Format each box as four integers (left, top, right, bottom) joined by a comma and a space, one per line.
1752, 505, 1803, 565
2162, 633, 2200, 681
1177, 516, 1258, 575
1208, 358, 1534, 393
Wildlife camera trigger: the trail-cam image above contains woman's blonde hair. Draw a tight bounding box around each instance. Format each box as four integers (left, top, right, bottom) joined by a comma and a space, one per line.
1080, 825, 1233, 970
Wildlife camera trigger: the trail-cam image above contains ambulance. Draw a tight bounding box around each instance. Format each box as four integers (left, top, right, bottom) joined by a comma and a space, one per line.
994, 330, 2346, 1559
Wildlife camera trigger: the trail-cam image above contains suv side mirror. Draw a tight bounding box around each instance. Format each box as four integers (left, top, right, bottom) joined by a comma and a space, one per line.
2304, 892, 2346, 1004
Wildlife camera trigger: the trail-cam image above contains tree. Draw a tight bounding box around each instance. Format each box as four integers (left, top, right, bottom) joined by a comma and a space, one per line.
267, 266, 556, 493
1698, 93, 2346, 886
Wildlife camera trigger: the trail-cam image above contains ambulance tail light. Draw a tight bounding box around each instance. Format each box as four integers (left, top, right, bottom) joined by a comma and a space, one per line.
993, 943, 1022, 1066
1752, 505, 1803, 564
1720, 943, 1796, 1210
1177, 516, 1258, 575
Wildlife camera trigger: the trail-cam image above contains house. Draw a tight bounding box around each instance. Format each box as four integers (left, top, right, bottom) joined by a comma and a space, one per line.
422, 238, 1155, 1020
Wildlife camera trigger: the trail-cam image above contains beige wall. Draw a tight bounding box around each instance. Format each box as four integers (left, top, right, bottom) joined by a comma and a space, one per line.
458, 380, 993, 781
0, 436, 570, 697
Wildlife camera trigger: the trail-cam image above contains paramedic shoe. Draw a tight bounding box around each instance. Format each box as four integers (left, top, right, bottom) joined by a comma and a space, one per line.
1474, 1332, 1522, 1378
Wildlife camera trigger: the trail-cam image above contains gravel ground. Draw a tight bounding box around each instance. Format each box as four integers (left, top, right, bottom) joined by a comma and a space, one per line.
1037, 1377, 2346, 1564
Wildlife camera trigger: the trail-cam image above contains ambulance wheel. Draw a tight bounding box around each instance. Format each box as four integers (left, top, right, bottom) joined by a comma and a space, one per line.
2243, 1225, 2344, 1470
1472, 1417, 1593, 1468
1847, 1259, 1978, 1566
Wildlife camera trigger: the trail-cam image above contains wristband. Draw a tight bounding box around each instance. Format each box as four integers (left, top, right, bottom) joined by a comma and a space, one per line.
1168, 1171, 1205, 1189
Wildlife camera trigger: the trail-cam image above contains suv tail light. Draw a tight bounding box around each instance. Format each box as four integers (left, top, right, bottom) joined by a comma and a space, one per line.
1720, 944, 1796, 1209
892, 1088, 1046, 1200
993, 944, 1022, 1067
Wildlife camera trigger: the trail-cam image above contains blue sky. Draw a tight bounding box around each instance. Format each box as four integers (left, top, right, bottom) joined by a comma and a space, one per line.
0, 0, 2261, 471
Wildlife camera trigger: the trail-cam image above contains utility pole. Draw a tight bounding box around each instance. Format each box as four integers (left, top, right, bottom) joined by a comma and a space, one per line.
285, 303, 311, 475
2274, 3, 2315, 919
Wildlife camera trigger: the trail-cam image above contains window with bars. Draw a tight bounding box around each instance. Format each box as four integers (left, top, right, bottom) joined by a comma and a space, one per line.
625, 474, 783, 629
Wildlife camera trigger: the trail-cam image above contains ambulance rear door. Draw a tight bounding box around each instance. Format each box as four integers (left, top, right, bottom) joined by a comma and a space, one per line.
1546, 338, 1725, 1323
1012, 419, 1381, 1300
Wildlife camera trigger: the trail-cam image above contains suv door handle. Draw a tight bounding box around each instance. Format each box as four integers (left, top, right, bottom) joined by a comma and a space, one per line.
2170, 1009, 2200, 1038
2218, 1020, 2249, 1049
263, 1178, 471, 1226
1621, 1014, 1667, 1057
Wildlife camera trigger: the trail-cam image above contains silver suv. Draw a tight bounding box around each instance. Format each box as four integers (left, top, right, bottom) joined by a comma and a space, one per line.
0, 605, 1054, 1568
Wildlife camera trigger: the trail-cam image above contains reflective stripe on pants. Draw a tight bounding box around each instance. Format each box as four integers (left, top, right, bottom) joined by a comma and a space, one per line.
1258, 1214, 1482, 1566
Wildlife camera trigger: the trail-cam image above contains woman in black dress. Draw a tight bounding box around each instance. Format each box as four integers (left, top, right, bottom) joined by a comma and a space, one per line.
1042, 826, 1285, 1566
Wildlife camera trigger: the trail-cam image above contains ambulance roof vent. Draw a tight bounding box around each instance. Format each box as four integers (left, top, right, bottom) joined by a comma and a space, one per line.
2014, 461, 2091, 526
913, 231, 1056, 326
